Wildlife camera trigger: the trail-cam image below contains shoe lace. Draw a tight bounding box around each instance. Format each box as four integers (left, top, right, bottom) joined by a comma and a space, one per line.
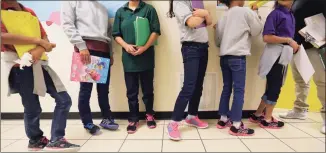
102, 118, 114, 124
238, 122, 249, 133
170, 122, 179, 131
128, 122, 136, 126
194, 116, 204, 124
146, 114, 155, 121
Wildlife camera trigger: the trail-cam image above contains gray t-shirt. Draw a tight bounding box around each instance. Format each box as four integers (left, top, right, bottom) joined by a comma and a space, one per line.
173, 0, 209, 43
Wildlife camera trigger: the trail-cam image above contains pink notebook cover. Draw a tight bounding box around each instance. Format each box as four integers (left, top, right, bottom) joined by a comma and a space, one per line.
191, 0, 206, 29
70, 52, 110, 84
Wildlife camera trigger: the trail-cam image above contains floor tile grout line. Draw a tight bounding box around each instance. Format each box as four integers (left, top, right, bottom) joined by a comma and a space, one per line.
285, 122, 317, 138
161, 120, 165, 152
263, 126, 296, 152
239, 138, 252, 152
277, 138, 297, 152
0, 139, 20, 150
197, 128, 207, 152
118, 132, 129, 152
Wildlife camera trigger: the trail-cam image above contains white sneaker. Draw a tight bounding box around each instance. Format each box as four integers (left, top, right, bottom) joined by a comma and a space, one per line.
279, 110, 307, 120
321, 124, 325, 134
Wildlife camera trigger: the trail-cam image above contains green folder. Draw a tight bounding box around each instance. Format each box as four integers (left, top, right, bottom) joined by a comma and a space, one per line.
134, 17, 158, 46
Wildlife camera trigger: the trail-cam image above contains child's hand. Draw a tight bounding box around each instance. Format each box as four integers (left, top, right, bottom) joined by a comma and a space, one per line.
251, 3, 259, 10
193, 8, 209, 18
39, 39, 56, 52
80, 49, 91, 65
133, 46, 147, 56
123, 44, 137, 54
289, 40, 300, 53
29, 48, 44, 63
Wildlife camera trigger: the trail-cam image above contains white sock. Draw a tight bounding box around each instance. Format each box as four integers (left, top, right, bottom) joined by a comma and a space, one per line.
220, 115, 228, 122
187, 115, 196, 119
233, 121, 241, 129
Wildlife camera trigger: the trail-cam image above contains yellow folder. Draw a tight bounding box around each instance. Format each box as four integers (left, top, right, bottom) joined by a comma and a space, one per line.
248, 0, 268, 8
1, 10, 48, 60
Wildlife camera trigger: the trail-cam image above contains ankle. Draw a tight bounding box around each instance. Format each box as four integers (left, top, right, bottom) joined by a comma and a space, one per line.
233, 121, 241, 129
187, 115, 196, 119
220, 115, 228, 122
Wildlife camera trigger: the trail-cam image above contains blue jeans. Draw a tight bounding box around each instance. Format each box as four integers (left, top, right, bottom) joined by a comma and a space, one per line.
9, 67, 71, 142
218, 55, 246, 122
172, 42, 209, 121
78, 50, 112, 126
124, 70, 155, 122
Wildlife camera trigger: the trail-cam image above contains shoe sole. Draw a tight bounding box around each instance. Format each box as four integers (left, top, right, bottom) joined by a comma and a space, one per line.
279, 115, 307, 120
184, 121, 209, 129
259, 124, 283, 129
148, 125, 156, 129
216, 124, 230, 129
43, 147, 81, 152
85, 128, 101, 135
28, 148, 43, 151
228, 130, 254, 136
100, 124, 119, 131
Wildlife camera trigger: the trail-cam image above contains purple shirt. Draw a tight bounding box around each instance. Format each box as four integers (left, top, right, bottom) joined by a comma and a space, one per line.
263, 5, 295, 38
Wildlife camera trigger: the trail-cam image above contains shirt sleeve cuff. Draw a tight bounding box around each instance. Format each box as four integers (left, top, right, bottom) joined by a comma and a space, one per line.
183, 13, 193, 26
75, 42, 87, 51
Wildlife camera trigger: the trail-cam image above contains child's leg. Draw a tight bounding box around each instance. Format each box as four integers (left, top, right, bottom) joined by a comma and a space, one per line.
78, 82, 94, 126
97, 69, 119, 130
10, 67, 44, 141
260, 60, 285, 128
124, 72, 140, 134
139, 70, 156, 128
188, 49, 208, 116
218, 56, 232, 121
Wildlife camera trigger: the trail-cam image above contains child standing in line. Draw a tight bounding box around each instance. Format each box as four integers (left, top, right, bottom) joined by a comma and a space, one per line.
215, 0, 263, 136
112, 0, 161, 134
1, 0, 80, 151
61, 1, 119, 135
166, 0, 212, 141
249, 0, 299, 129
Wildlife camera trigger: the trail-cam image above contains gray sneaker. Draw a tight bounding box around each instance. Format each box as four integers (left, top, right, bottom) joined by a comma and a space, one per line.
279, 110, 307, 120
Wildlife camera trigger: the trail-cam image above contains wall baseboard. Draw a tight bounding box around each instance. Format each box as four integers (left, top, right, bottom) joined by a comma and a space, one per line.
1, 111, 255, 120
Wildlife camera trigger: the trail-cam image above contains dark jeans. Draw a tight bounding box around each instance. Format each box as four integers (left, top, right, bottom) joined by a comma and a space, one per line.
262, 57, 285, 105
9, 67, 71, 142
219, 55, 246, 122
78, 50, 112, 126
124, 70, 155, 122
172, 42, 209, 121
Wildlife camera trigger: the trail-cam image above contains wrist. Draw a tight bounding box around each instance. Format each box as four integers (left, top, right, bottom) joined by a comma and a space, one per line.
286, 38, 293, 44
35, 38, 42, 44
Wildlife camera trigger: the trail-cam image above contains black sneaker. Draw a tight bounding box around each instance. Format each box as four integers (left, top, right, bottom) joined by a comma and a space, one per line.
127, 122, 139, 134
216, 119, 232, 129
260, 117, 285, 129
84, 123, 100, 135
229, 122, 255, 136
99, 118, 119, 131
146, 114, 157, 129
249, 113, 264, 123
43, 138, 80, 152
28, 136, 49, 151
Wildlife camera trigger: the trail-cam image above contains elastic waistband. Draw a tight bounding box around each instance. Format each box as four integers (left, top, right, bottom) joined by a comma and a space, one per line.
182, 41, 209, 47
221, 55, 246, 59
74, 39, 109, 53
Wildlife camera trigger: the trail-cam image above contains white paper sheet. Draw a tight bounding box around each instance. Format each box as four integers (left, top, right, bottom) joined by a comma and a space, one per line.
293, 45, 315, 84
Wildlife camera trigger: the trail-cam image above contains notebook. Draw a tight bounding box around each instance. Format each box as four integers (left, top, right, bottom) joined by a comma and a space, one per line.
248, 0, 268, 8
134, 17, 158, 46
191, 0, 206, 29
70, 52, 110, 84
1, 10, 48, 60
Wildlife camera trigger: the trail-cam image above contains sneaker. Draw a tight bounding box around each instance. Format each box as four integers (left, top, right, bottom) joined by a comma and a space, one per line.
249, 113, 264, 123
127, 122, 139, 134
279, 110, 307, 120
260, 117, 285, 129
146, 114, 157, 129
216, 119, 232, 129
28, 136, 49, 151
84, 123, 100, 135
229, 123, 255, 136
100, 118, 119, 130
167, 122, 181, 141
185, 116, 209, 129
321, 124, 325, 134
43, 138, 80, 152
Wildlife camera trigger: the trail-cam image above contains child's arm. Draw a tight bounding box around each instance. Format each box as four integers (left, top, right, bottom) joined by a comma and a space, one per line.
173, 2, 205, 28
214, 22, 222, 47
246, 9, 263, 37
190, 8, 211, 27
1, 33, 55, 51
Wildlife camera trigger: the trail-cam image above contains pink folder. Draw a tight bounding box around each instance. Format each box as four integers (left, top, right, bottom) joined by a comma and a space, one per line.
191, 0, 206, 29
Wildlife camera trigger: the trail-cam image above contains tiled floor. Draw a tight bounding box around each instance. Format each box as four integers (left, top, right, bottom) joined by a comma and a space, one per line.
1, 109, 325, 152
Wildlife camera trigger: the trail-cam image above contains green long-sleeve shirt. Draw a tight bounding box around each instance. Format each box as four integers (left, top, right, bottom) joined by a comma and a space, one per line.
112, 1, 161, 72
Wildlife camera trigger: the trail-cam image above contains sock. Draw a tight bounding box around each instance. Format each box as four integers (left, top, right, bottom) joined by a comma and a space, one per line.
265, 118, 272, 123
255, 113, 262, 117
233, 121, 241, 129
187, 115, 196, 119
220, 115, 228, 122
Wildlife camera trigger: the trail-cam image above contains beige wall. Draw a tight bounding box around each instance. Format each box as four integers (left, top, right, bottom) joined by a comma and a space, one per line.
1, 1, 274, 113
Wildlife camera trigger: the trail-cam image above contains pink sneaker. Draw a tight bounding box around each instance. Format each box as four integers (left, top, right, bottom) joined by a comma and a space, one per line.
185, 116, 209, 129
167, 122, 181, 141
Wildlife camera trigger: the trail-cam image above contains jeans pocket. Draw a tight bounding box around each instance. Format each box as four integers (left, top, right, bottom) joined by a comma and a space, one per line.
228, 59, 244, 72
